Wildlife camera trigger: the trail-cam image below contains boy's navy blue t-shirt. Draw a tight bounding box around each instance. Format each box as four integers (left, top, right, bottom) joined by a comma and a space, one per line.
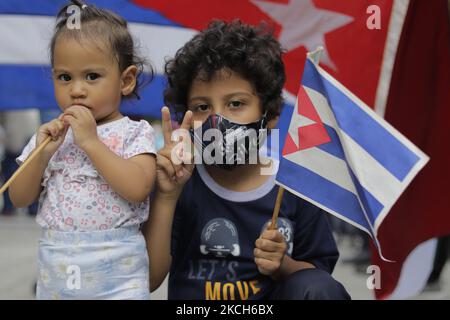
168, 164, 339, 300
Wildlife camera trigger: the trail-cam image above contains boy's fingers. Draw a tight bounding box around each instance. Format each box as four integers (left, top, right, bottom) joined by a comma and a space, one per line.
253, 248, 283, 260
171, 138, 185, 176
158, 146, 183, 178
255, 238, 285, 252
161, 106, 173, 146
158, 145, 173, 160
172, 135, 195, 173
261, 229, 285, 243
156, 152, 176, 179
180, 110, 193, 131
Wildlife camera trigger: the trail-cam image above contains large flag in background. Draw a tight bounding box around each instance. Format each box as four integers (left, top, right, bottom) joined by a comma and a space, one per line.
0, 0, 394, 117
275, 52, 429, 259
371, 0, 450, 300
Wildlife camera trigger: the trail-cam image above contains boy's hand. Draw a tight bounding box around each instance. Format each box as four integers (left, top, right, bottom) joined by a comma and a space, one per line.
36, 117, 69, 158
156, 106, 194, 198
62, 105, 98, 150
254, 228, 287, 276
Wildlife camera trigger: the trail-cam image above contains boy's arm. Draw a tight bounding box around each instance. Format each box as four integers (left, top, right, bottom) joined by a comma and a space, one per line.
144, 107, 194, 292
144, 142, 193, 292
8, 152, 49, 208
144, 192, 178, 292
82, 140, 156, 203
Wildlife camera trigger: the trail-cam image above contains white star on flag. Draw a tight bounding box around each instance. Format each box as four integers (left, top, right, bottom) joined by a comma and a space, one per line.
251, 0, 353, 70
288, 107, 316, 148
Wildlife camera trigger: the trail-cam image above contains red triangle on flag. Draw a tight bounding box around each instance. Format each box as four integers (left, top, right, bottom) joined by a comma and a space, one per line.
282, 85, 331, 156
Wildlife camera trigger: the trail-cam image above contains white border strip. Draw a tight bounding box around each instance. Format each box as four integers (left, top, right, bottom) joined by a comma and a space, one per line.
374, 0, 410, 117
0, 14, 197, 73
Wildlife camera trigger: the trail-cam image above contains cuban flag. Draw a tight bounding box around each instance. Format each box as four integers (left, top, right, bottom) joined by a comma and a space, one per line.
0, 0, 198, 117
0, 0, 394, 117
276, 49, 429, 259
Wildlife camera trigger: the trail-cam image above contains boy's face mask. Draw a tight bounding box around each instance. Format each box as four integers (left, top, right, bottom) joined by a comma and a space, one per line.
190, 113, 268, 170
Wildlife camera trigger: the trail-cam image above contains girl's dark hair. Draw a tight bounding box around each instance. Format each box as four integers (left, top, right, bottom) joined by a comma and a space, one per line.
164, 19, 286, 123
50, 0, 153, 99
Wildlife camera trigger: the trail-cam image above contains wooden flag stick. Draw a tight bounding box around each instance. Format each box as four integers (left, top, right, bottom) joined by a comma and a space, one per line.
0, 136, 52, 194
269, 186, 285, 230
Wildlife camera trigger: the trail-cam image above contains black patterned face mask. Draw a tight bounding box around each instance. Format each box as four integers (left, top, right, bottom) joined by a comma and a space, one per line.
190, 113, 268, 170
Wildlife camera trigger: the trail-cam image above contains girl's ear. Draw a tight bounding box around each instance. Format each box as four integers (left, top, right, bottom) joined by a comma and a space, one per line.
120, 65, 138, 96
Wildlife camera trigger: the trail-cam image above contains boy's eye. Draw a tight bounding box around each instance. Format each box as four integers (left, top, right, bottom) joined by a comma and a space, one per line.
194, 104, 210, 112
86, 73, 100, 81
228, 100, 244, 108
58, 74, 71, 82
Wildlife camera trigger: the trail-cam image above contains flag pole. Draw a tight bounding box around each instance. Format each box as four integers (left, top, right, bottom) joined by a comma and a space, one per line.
0, 136, 52, 194
269, 186, 285, 230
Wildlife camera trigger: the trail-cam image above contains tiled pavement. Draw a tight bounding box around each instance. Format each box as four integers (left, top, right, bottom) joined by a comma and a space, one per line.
0, 213, 448, 300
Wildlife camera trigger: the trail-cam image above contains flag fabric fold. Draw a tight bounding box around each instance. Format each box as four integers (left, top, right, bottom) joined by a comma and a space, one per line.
275, 51, 429, 259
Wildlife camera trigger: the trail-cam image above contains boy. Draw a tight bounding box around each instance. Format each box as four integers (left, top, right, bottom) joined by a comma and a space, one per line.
145, 20, 350, 300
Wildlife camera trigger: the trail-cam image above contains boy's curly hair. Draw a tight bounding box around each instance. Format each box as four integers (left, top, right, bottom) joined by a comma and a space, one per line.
164, 20, 286, 123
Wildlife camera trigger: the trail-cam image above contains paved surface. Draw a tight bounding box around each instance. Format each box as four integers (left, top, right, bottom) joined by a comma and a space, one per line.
1, 212, 448, 300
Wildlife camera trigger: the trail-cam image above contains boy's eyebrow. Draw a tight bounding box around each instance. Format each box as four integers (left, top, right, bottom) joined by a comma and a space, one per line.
189, 92, 254, 103
223, 92, 254, 100
188, 96, 210, 103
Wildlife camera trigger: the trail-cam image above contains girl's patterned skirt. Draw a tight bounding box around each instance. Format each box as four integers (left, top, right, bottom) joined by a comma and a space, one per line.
36, 226, 150, 300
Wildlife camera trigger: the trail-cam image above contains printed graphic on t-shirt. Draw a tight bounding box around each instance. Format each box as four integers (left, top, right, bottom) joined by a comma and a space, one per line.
200, 218, 241, 258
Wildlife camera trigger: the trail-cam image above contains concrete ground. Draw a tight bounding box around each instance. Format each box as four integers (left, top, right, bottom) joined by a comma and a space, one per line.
0, 212, 448, 300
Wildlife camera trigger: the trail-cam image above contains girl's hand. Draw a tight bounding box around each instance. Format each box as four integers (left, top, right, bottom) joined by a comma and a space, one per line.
254, 228, 287, 276
156, 107, 194, 198
62, 105, 98, 151
36, 117, 69, 158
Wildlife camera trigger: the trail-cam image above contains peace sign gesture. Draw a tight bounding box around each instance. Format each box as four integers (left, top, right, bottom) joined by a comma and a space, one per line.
156, 107, 194, 197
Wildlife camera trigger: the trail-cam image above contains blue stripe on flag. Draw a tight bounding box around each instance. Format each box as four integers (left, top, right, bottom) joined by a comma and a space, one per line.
0, 0, 178, 26
277, 156, 372, 232
0, 65, 163, 118
303, 123, 384, 225
276, 96, 383, 232
302, 59, 420, 182
347, 168, 384, 226
317, 125, 384, 225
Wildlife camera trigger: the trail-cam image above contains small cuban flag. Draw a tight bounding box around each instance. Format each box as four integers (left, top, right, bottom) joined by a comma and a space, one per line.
275, 48, 429, 259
